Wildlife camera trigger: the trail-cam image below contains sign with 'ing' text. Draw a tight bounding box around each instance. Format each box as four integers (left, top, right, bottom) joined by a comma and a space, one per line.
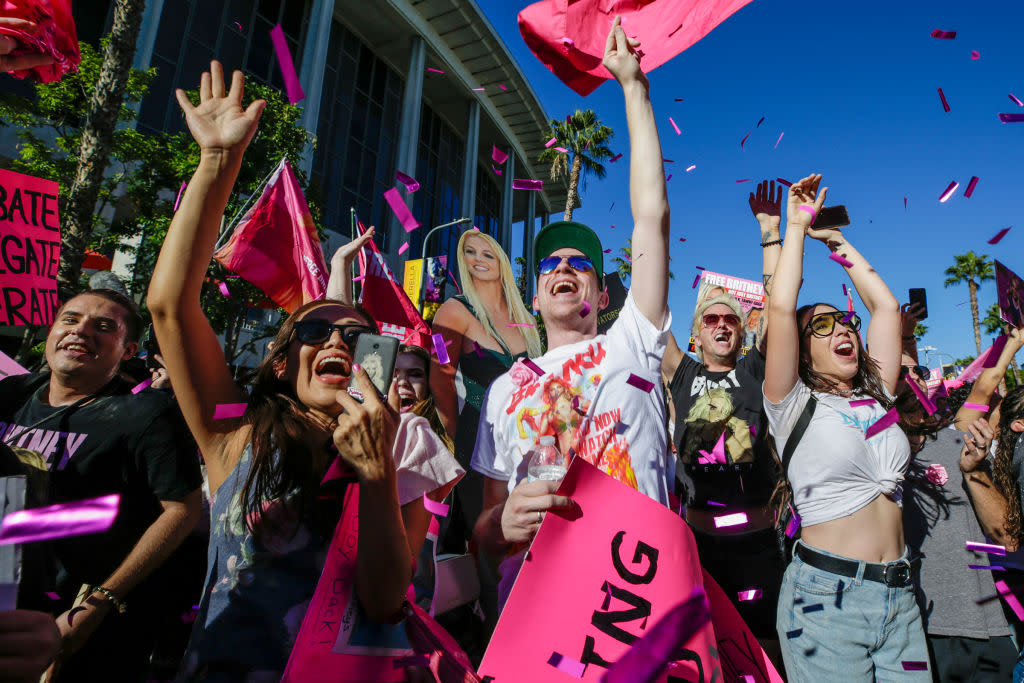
0, 169, 60, 326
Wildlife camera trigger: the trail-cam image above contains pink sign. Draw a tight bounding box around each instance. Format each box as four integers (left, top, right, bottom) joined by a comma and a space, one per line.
0, 350, 29, 379
0, 168, 61, 326
480, 458, 783, 682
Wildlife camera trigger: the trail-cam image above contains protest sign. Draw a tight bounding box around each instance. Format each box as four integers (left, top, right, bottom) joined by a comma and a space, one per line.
996, 260, 1024, 329
0, 168, 61, 326
480, 457, 781, 682
688, 269, 764, 356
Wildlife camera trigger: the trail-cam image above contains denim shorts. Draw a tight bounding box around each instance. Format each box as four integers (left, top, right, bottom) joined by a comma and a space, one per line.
777, 541, 930, 682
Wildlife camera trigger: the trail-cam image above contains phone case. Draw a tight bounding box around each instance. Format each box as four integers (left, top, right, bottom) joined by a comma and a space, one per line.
349, 334, 399, 401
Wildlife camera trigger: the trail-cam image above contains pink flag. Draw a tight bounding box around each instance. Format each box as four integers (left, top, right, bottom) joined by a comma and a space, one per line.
519, 0, 756, 96
214, 159, 328, 313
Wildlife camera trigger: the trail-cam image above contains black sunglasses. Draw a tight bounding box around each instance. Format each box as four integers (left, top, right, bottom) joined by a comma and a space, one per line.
537, 255, 595, 276
803, 311, 862, 337
900, 365, 931, 380
292, 321, 375, 346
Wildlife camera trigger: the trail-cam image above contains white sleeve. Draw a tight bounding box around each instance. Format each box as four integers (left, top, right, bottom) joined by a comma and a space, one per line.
762, 379, 813, 456
607, 292, 672, 374
470, 383, 510, 481
392, 413, 465, 506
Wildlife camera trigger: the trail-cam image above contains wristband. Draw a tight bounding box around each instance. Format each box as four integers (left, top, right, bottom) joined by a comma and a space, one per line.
90, 586, 126, 613
760, 239, 782, 248
798, 205, 817, 222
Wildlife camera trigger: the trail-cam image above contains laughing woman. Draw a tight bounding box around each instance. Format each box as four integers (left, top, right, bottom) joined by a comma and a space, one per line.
148, 63, 460, 680
762, 174, 929, 681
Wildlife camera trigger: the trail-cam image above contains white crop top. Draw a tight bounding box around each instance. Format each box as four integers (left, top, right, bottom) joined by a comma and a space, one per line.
763, 380, 910, 527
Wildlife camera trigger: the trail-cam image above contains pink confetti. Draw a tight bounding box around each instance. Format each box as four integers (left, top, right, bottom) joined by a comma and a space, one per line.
131, 378, 153, 394
0, 494, 120, 545
937, 88, 951, 113
995, 580, 1024, 620
609, 153, 623, 162
971, 50, 980, 59
666, 174, 673, 182
523, 359, 545, 376
626, 373, 655, 393
498, 84, 507, 91
714, 512, 748, 528
580, 301, 591, 317
740, 132, 750, 149
426, 67, 444, 74
964, 176, 979, 198
691, 274, 701, 289
864, 407, 900, 439
842, 283, 848, 296
491, 145, 508, 165
218, 281, 231, 297
472, 342, 484, 358
775, 177, 792, 187
737, 589, 762, 601
422, 493, 449, 516
383, 187, 420, 232
560, 37, 574, 47
904, 197, 908, 210
214, 403, 247, 419
849, 398, 876, 407
903, 661, 929, 671
472, 87, 485, 91
394, 170, 420, 193
173, 181, 186, 211
697, 431, 727, 465
735, 178, 751, 183
707, 500, 726, 507
662, 158, 674, 163
554, 147, 569, 153
785, 510, 801, 538
930, 29, 956, 39
686, 164, 696, 172
46, 592, 60, 600
969, 565, 1006, 571
603, 249, 612, 253
513, 179, 544, 191
351, 275, 365, 282
432, 333, 450, 365
907, 373, 937, 415
999, 113, 1024, 123
829, 252, 854, 268
548, 652, 586, 678
544, 137, 557, 147
507, 322, 535, 328
669, 117, 681, 135
939, 180, 960, 202
1011, 94, 1024, 107
269, 25, 305, 104
774, 132, 784, 148
492, 165, 502, 175
233, 21, 242, 31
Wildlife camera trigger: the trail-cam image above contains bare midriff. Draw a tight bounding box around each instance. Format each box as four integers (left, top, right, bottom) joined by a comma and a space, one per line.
800, 493, 905, 563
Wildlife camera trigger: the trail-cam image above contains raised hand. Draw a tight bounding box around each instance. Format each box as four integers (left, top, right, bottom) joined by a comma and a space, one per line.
749, 180, 783, 231
959, 417, 994, 473
900, 303, 925, 338
174, 61, 265, 158
602, 16, 647, 88
787, 173, 828, 230
331, 227, 375, 270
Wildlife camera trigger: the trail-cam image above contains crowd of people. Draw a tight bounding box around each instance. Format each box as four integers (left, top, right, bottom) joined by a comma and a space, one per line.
4, 16, 1024, 683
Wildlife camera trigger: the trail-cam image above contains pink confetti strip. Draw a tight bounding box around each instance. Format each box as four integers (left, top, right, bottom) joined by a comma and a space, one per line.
214, 403, 247, 419
0, 494, 120, 545
842, 283, 848, 295
967, 540, 1006, 555
383, 187, 420, 232
849, 398, 876, 407
131, 378, 153, 394
422, 493, 449, 516
580, 301, 591, 317
686, 164, 696, 172
714, 512, 748, 528
735, 178, 751, 183
394, 170, 420, 193
669, 117, 681, 135
46, 591, 60, 600
173, 181, 186, 211
1011, 94, 1024, 107
269, 25, 305, 104
218, 281, 231, 297
864, 407, 899, 439
491, 165, 502, 175
472, 342, 484, 358
498, 84, 507, 91
903, 661, 929, 671
784, 510, 801, 538
544, 137, 557, 147
937, 88, 951, 113
233, 21, 243, 31
829, 252, 854, 268
553, 146, 569, 153
776, 177, 792, 187
904, 197, 908, 210
426, 515, 440, 540
626, 374, 655, 393
351, 275, 365, 282
964, 176, 979, 198
706, 500, 726, 507
737, 589, 762, 601
989, 227, 1012, 244
512, 179, 544, 191
426, 67, 444, 74
432, 333, 450, 365
523, 359, 545, 376
397, 241, 409, 254
774, 132, 784, 148
603, 249, 612, 254
666, 174, 673, 182
930, 29, 956, 39
548, 652, 586, 678
471, 87, 485, 92
969, 565, 1006, 571
963, 402, 990, 412
662, 158, 674, 163
756, 116, 765, 127
999, 113, 1024, 123
691, 274, 701, 289
506, 322, 535, 328
995, 580, 1024, 620
740, 132, 750, 149
971, 51, 980, 59
907, 373, 937, 415
609, 153, 623, 162
491, 145, 508, 164
939, 180, 960, 202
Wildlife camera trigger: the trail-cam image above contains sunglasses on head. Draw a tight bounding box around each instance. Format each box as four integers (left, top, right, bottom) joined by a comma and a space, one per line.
537, 254, 595, 276
900, 364, 931, 380
292, 321, 375, 346
804, 311, 862, 337
702, 313, 741, 328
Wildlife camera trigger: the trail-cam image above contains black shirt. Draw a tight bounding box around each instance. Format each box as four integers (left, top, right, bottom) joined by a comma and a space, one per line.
0, 372, 201, 607
668, 351, 777, 510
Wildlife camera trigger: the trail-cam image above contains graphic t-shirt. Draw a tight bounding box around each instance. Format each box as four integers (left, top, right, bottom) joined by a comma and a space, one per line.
668, 351, 775, 509
472, 293, 671, 506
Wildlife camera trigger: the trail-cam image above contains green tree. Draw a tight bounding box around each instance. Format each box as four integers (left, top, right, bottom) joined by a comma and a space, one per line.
514, 255, 529, 306
611, 238, 674, 286
913, 322, 928, 339
982, 302, 1020, 384
538, 109, 614, 221
944, 251, 994, 356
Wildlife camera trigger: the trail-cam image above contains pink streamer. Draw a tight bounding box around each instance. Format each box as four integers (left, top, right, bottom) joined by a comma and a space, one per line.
609, 153, 623, 162
173, 181, 186, 211
864, 407, 899, 439
937, 88, 951, 113
989, 227, 1012, 244
995, 580, 1024, 620
930, 29, 956, 39
0, 494, 120, 545
512, 179, 544, 191
829, 252, 854, 268
269, 25, 305, 104
426, 67, 444, 74
939, 179, 959, 201
394, 170, 420, 193
214, 403, 247, 419
774, 132, 784, 148
544, 137, 557, 147
432, 333, 450, 365
491, 145, 508, 164
775, 177, 792, 187
669, 117, 681, 135
906, 374, 937, 415
849, 398, 876, 407
735, 178, 751, 183
422, 493, 449, 517
383, 187, 420, 232
218, 281, 231, 297
1011, 94, 1024, 107
626, 374, 655, 393
523, 359, 544, 376
963, 402, 990, 412
964, 176, 979, 198
130, 378, 152, 394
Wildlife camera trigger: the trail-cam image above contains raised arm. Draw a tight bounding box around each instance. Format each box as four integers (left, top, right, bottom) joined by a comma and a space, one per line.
763, 174, 827, 403
954, 328, 1024, 431
603, 16, 669, 328
749, 180, 784, 353
147, 62, 265, 482
326, 228, 375, 304
959, 417, 1018, 551
805, 224, 901, 393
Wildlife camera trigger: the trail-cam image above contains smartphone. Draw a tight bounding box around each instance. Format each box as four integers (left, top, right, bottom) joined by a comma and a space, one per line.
142, 325, 161, 370
348, 334, 399, 402
909, 288, 928, 320
812, 205, 850, 230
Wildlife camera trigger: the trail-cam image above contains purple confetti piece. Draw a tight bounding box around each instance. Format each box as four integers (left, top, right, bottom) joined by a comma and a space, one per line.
937, 88, 951, 112
269, 25, 305, 104
849, 398, 876, 407
523, 359, 544, 376
999, 113, 1024, 123
473, 342, 484, 358
930, 29, 956, 39
130, 378, 153, 394
706, 500, 726, 507
988, 227, 1012, 244
691, 274, 701, 289
548, 652, 585, 678
45, 592, 60, 600
969, 565, 1006, 571
666, 174, 673, 182
426, 67, 444, 74
842, 283, 848, 296
173, 181, 186, 211
785, 508, 801, 538
735, 178, 752, 183
394, 170, 420, 193
1011, 94, 1024, 107
864, 407, 900, 439
580, 301, 591, 317
775, 177, 792, 187
939, 180, 960, 202
626, 374, 655, 393
964, 176, 979, 198
609, 153, 623, 162
512, 179, 544, 191
756, 116, 765, 127
432, 333, 450, 365
902, 661, 929, 671
967, 541, 1007, 556
0, 494, 120, 545
214, 403, 247, 419
829, 252, 854, 268
740, 132, 750, 149
983, 335, 1009, 369
841, 311, 855, 323
384, 187, 420, 232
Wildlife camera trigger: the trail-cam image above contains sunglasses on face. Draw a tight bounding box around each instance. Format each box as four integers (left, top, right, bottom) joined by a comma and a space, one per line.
900, 365, 931, 380
291, 321, 375, 346
804, 311, 862, 337
537, 255, 595, 276
702, 313, 741, 328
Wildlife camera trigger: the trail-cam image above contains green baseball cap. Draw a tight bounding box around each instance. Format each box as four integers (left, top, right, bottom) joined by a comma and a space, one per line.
533, 220, 604, 279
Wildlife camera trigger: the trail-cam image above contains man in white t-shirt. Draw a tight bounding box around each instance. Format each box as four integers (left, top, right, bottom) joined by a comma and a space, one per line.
470, 18, 672, 607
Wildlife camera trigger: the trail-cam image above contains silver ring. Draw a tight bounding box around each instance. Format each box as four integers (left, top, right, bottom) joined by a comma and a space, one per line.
536, 511, 542, 523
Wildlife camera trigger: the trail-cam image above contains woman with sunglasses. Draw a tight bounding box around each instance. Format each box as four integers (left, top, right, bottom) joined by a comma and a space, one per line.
762, 174, 929, 681
148, 63, 461, 680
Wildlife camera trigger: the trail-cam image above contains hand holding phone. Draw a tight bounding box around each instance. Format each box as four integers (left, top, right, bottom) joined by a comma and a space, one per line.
347, 334, 399, 402
908, 288, 928, 320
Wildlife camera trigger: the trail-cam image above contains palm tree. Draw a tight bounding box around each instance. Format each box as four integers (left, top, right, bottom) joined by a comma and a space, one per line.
538, 109, 614, 221
944, 251, 995, 355
914, 322, 928, 339
983, 302, 1020, 384
611, 238, 674, 286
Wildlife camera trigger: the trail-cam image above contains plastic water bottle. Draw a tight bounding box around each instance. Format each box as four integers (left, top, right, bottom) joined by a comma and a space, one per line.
527, 436, 567, 482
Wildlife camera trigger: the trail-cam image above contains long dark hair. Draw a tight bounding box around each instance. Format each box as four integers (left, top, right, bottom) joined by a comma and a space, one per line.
994, 387, 1024, 545
239, 299, 376, 538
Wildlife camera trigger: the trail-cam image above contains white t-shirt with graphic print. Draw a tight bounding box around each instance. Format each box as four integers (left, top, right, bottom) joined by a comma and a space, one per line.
471, 293, 671, 506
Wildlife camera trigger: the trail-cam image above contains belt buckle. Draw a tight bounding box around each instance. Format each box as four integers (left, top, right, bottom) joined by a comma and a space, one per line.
883, 560, 911, 587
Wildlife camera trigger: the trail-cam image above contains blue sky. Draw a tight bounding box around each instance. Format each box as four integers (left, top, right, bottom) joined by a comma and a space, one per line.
478, 0, 1024, 366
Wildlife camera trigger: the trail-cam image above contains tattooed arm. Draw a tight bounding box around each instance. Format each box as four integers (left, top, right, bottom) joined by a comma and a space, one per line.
749, 180, 783, 353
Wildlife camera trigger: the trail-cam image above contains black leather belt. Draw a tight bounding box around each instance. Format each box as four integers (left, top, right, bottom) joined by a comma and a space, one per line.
796, 544, 912, 587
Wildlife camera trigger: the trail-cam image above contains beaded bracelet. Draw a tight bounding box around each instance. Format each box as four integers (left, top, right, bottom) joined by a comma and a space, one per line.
760, 239, 783, 248
90, 586, 127, 614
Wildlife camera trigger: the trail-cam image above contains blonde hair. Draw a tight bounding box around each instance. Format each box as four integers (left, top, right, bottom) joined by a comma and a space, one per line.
456, 230, 542, 357
690, 293, 746, 363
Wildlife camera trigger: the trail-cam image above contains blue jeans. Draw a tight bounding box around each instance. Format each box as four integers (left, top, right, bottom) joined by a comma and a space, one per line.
777, 541, 930, 682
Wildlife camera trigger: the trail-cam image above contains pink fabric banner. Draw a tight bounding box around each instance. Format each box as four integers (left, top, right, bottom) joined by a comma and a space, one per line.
214, 159, 328, 313
0, 168, 60, 326
0, 0, 79, 82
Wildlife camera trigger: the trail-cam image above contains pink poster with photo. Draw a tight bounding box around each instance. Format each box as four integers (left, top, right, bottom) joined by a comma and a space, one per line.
0, 168, 61, 326
996, 260, 1024, 329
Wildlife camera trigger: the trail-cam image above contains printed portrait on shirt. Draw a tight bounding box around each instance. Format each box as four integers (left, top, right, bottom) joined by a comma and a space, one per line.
680, 385, 755, 466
